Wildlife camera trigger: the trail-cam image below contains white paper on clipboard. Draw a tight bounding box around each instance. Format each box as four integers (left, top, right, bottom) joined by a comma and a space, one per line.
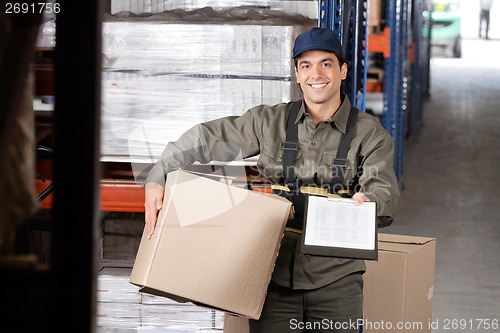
303, 196, 376, 250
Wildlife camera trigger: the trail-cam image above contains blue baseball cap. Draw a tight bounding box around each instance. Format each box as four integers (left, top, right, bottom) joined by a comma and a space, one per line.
292, 27, 344, 59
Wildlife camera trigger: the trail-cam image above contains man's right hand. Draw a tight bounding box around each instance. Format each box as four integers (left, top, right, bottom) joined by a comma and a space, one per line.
144, 182, 165, 239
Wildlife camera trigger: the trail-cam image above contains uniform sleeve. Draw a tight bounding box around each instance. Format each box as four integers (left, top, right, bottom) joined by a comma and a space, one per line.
144, 107, 262, 186
358, 130, 401, 227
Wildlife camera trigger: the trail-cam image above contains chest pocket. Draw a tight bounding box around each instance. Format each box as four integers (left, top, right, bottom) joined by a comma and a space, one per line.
321, 152, 362, 193
320, 152, 355, 178
258, 142, 302, 182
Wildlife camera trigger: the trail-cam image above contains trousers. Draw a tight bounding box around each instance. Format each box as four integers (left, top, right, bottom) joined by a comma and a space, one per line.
479, 9, 491, 38
249, 271, 364, 333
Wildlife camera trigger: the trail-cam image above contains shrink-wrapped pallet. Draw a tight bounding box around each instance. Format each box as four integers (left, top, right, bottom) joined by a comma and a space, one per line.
100, 7, 315, 163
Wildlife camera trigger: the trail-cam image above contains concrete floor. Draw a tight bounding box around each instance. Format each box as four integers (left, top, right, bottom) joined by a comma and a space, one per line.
97, 37, 500, 332
384, 37, 500, 332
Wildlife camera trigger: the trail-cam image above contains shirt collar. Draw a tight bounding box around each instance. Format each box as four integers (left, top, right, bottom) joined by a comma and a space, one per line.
295, 94, 352, 134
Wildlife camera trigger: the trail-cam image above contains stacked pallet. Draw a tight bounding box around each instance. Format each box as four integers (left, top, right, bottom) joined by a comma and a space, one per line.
100, 7, 315, 163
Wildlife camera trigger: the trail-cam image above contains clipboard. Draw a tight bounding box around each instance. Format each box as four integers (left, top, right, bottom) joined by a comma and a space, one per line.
301, 195, 378, 260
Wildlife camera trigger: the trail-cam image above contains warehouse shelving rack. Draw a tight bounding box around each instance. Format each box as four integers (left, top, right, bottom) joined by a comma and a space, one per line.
29, 1, 431, 212
378, 0, 431, 184
29, 5, 433, 211
27, 2, 434, 256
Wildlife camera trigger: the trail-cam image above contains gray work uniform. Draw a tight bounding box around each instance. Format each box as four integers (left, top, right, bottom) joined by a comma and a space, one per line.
146, 95, 401, 332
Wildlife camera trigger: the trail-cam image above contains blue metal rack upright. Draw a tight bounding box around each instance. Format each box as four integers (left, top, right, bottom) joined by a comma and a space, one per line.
385, 0, 409, 185
409, 0, 432, 136
379, 0, 412, 185
318, 0, 369, 111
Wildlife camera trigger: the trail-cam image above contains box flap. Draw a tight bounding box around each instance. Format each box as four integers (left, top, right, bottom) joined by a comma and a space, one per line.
139, 286, 191, 304
377, 233, 436, 255
379, 233, 435, 245
183, 169, 236, 184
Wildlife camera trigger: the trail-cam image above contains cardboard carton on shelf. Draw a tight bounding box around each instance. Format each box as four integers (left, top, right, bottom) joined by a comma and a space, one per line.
129, 169, 292, 320
368, 0, 383, 30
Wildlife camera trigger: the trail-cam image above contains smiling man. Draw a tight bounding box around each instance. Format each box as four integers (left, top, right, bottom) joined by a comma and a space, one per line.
143, 27, 401, 332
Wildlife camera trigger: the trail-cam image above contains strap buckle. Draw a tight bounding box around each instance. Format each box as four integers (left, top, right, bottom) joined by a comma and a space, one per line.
283, 142, 298, 150
333, 158, 347, 167
285, 178, 301, 192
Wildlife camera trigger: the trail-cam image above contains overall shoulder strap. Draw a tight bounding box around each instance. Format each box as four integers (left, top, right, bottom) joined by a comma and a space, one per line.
330, 106, 358, 193
282, 100, 302, 189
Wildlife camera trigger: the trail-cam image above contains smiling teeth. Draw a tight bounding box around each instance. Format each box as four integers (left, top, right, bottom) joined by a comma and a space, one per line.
311, 83, 327, 88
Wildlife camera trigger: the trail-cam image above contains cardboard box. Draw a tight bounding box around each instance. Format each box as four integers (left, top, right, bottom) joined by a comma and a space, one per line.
129, 169, 292, 320
224, 313, 250, 333
223, 233, 436, 333
363, 233, 436, 333
368, 0, 383, 28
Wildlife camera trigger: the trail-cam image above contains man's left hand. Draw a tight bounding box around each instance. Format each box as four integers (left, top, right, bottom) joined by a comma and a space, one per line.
352, 192, 370, 206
